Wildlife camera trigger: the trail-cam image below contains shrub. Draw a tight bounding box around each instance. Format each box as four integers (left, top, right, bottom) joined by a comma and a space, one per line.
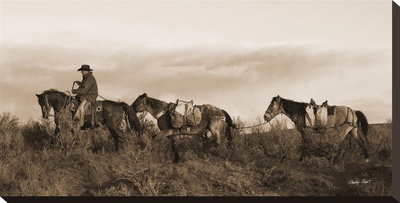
0, 112, 23, 154
22, 119, 54, 150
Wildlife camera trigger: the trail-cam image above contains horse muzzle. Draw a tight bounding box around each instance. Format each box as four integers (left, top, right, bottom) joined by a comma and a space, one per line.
264, 112, 272, 122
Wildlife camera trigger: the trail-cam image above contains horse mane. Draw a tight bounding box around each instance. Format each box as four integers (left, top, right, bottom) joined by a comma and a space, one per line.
120, 101, 129, 106
42, 89, 71, 107
42, 89, 66, 96
279, 97, 308, 115
145, 96, 167, 109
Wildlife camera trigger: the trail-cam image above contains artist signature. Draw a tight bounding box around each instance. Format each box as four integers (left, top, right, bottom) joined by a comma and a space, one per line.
347, 179, 373, 185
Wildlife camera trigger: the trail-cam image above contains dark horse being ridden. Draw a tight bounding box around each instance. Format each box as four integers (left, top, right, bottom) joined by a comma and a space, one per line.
36, 89, 142, 150
131, 93, 235, 163
264, 95, 369, 163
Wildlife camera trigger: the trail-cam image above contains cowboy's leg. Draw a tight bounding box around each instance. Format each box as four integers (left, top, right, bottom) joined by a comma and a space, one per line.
74, 99, 87, 127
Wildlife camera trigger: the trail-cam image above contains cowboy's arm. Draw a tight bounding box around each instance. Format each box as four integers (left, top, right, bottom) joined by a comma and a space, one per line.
72, 78, 94, 94
72, 84, 91, 94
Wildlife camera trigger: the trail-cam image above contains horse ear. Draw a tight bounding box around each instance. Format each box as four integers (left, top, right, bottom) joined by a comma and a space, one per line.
310, 98, 315, 105
276, 95, 281, 100
143, 93, 147, 97
35, 94, 40, 98
322, 100, 328, 106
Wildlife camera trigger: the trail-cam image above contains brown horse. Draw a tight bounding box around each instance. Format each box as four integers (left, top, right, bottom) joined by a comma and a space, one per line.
131, 93, 235, 163
264, 95, 369, 163
36, 89, 142, 150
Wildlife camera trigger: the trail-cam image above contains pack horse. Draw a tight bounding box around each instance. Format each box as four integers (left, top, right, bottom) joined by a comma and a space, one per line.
264, 95, 370, 163
131, 93, 235, 163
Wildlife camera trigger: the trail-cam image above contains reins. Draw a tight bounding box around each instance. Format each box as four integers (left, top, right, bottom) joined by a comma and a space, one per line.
44, 89, 107, 118
43, 90, 72, 117
97, 95, 107, 100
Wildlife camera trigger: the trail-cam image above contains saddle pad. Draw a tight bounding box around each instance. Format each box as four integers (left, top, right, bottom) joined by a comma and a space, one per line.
316, 105, 328, 127
305, 105, 316, 127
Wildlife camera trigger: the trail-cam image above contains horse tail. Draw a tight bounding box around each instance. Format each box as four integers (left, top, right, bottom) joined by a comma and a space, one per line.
355, 110, 369, 137
222, 110, 235, 129
222, 109, 236, 147
121, 102, 142, 135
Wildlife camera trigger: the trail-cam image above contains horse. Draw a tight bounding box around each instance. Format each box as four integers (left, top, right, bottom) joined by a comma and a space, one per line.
35, 89, 142, 151
131, 93, 235, 163
263, 95, 370, 163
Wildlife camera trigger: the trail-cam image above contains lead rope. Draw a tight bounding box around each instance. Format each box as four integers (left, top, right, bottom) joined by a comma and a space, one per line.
240, 121, 269, 129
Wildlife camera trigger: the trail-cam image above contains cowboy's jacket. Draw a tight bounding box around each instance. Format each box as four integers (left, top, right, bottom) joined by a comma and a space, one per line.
72, 72, 98, 103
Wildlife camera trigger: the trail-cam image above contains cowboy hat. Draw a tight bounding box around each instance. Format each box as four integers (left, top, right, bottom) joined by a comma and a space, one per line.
77, 64, 93, 72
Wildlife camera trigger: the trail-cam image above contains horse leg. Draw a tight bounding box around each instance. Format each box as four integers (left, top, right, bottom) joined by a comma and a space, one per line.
157, 129, 179, 137
208, 119, 224, 147
298, 129, 309, 161
156, 126, 206, 163
155, 129, 186, 163
168, 136, 180, 163
224, 121, 233, 149
157, 124, 206, 137
350, 127, 369, 162
50, 126, 61, 147
211, 128, 222, 148
332, 125, 353, 163
107, 126, 122, 151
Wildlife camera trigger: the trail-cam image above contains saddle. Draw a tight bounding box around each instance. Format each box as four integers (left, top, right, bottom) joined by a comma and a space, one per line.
327, 106, 336, 116
84, 101, 103, 128
83, 101, 102, 116
170, 99, 202, 129
70, 99, 103, 128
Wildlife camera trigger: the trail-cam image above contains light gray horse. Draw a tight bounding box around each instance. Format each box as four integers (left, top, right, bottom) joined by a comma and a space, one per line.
264, 95, 369, 163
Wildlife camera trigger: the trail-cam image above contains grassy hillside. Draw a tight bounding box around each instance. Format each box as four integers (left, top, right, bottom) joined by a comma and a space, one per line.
0, 112, 392, 196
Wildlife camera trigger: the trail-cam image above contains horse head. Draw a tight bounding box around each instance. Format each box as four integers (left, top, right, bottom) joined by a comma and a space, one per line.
132, 93, 148, 112
321, 100, 328, 107
36, 93, 52, 119
264, 95, 283, 122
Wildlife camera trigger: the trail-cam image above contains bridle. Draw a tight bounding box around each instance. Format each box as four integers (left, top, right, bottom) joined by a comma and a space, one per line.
137, 96, 169, 120
265, 99, 283, 119
41, 94, 52, 118
41, 91, 74, 119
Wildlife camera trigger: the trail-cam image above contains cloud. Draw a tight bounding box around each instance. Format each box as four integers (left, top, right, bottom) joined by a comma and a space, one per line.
0, 41, 391, 124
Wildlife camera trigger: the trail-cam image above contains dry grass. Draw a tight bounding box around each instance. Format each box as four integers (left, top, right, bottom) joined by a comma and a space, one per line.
0, 111, 392, 197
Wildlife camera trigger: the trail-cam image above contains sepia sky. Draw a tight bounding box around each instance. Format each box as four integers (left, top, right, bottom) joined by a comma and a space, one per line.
0, 0, 392, 126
